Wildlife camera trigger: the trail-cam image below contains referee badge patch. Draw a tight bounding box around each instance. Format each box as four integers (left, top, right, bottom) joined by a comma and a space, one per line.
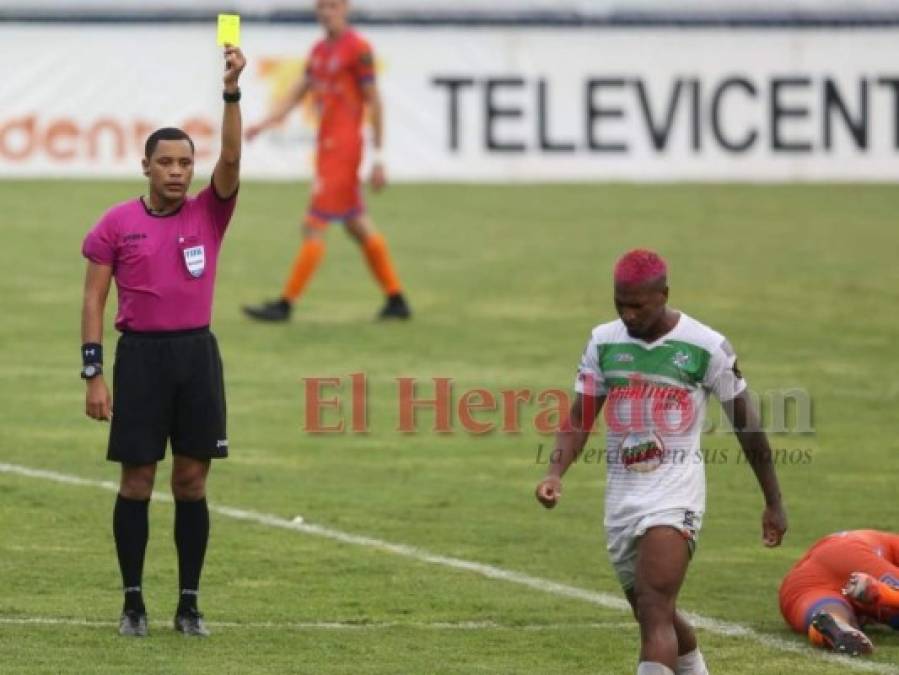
182, 245, 206, 278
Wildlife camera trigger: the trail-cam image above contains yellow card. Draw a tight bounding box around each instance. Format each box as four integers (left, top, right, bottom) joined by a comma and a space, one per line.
217, 14, 241, 47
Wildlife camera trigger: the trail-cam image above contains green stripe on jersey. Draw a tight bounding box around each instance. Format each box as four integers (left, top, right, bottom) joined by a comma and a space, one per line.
598, 340, 712, 387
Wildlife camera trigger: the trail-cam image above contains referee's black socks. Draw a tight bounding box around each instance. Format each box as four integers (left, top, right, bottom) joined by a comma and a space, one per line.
113, 494, 149, 613
174, 497, 209, 613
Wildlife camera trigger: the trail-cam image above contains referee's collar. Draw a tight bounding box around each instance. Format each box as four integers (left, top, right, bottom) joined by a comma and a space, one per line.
140, 195, 186, 218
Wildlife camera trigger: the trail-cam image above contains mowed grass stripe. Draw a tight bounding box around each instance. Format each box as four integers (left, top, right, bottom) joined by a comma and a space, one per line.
0, 616, 636, 631
2, 462, 895, 675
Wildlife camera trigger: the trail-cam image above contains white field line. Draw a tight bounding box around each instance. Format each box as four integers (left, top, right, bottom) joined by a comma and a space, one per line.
1, 462, 896, 675
0, 616, 634, 631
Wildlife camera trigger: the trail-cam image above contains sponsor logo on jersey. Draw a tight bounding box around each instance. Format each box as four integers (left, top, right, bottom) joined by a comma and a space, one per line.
619, 431, 665, 473
614, 353, 634, 363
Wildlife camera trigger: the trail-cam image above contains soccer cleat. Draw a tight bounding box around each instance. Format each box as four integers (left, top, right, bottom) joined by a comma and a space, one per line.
808, 611, 873, 656
378, 293, 411, 320
242, 298, 291, 322
118, 609, 148, 637
174, 606, 210, 637
843, 572, 881, 606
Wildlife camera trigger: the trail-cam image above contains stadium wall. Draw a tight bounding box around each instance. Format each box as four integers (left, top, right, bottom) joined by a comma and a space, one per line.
2, 23, 898, 181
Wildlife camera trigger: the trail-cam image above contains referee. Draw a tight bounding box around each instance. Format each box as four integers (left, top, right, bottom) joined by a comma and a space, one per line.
79, 45, 246, 637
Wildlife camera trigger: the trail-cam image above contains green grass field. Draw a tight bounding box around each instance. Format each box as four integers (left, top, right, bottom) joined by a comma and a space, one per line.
0, 179, 897, 674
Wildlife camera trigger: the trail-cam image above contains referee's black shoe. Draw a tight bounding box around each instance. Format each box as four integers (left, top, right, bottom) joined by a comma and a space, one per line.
174, 607, 210, 637
118, 609, 148, 637
378, 293, 411, 320
242, 298, 291, 322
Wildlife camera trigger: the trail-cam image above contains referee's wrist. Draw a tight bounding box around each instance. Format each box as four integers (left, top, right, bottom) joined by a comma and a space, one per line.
81, 342, 103, 366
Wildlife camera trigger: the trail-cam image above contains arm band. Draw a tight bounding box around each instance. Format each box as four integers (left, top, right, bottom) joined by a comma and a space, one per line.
82, 343, 103, 366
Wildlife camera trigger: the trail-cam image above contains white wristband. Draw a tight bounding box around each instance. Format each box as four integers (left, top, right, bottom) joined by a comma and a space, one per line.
371, 148, 384, 164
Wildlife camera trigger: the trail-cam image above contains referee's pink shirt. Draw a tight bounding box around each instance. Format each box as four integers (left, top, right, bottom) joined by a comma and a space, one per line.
82, 184, 237, 332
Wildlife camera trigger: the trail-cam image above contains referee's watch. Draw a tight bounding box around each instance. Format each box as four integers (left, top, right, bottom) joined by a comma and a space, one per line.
81, 363, 103, 380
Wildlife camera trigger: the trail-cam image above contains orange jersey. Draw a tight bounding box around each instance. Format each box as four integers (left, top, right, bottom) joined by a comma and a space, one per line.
306, 29, 375, 152
837, 530, 899, 567
779, 530, 899, 632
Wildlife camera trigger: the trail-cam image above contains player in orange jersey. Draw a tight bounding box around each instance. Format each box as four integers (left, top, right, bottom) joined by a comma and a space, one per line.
243, 0, 410, 322
779, 529, 899, 656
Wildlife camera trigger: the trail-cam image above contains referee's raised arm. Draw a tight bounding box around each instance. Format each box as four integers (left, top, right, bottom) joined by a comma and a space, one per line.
212, 44, 246, 200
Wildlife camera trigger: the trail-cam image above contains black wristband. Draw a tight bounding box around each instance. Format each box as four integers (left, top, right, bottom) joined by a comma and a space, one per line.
223, 88, 241, 103
82, 342, 103, 366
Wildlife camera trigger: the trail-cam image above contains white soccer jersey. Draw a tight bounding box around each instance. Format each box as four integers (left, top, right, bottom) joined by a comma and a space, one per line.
573, 312, 746, 527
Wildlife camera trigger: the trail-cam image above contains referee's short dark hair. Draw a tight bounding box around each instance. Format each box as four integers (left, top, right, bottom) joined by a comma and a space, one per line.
145, 127, 195, 159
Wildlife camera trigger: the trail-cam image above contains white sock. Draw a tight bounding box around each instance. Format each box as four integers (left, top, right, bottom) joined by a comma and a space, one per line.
676, 648, 709, 675
637, 663, 675, 675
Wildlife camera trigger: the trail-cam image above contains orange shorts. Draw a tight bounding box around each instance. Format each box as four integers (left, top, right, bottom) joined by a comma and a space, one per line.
779, 534, 899, 632
307, 146, 364, 226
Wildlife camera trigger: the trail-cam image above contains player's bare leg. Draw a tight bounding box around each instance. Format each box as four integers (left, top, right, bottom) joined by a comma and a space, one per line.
343, 211, 373, 243
243, 222, 326, 322
345, 214, 410, 319
626, 590, 707, 674
171, 456, 212, 636
625, 593, 698, 655
115, 463, 157, 636
632, 527, 693, 674
807, 599, 873, 656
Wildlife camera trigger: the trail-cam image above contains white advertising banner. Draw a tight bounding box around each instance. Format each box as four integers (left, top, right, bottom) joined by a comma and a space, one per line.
3, 1, 897, 15
2, 24, 899, 181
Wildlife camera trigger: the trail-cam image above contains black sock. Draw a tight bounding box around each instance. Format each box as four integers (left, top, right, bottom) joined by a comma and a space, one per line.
113, 494, 149, 613
174, 498, 209, 613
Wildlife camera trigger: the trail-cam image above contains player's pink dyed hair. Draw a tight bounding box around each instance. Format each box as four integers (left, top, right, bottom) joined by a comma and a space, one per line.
613, 249, 668, 286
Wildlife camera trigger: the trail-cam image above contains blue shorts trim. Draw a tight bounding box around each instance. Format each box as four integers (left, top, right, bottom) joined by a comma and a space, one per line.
803, 595, 852, 630
307, 205, 364, 223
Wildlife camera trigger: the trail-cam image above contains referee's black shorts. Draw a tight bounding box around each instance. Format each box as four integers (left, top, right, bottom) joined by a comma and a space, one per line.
107, 326, 228, 465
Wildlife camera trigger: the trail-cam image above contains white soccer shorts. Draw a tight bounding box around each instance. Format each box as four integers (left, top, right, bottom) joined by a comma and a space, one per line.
605, 508, 703, 591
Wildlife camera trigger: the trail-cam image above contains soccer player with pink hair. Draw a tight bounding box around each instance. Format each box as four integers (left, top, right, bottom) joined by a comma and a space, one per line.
536, 249, 788, 675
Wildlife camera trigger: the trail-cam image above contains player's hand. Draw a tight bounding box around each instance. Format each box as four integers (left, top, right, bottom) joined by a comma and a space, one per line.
369, 162, 387, 192
223, 44, 246, 90
761, 502, 787, 547
85, 376, 112, 422
535, 476, 562, 509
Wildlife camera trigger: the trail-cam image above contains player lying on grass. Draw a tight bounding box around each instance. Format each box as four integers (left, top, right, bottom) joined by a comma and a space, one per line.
780, 529, 899, 656
535, 249, 788, 675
